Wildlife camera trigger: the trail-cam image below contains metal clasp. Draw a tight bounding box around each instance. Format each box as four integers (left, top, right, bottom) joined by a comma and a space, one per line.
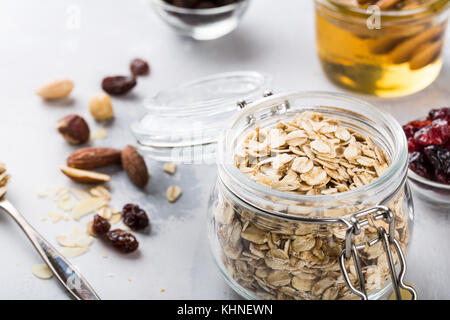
339, 206, 417, 300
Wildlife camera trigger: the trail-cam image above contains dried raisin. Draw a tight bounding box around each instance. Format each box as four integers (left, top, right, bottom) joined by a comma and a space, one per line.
130, 59, 150, 77
106, 229, 139, 253
408, 152, 431, 179
102, 76, 136, 95
93, 214, 111, 236
122, 203, 149, 231
423, 146, 450, 184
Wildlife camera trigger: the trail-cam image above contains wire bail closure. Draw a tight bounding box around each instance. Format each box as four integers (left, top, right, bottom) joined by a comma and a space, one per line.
339, 205, 417, 300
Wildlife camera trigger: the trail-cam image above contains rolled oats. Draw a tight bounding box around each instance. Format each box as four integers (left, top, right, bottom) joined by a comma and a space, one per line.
213, 111, 409, 300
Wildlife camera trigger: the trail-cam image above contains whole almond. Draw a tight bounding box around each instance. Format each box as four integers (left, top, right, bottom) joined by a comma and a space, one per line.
67, 147, 121, 169
60, 166, 110, 184
36, 79, 74, 99
121, 145, 149, 189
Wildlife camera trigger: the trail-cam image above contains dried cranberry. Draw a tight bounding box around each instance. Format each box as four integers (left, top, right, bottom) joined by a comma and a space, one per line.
408, 151, 432, 179
122, 203, 149, 231
106, 229, 139, 253
414, 119, 450, 147
428, 107, 450, 121
102, 76, 136, 95
409, 119, 431, 129
407, 137, 420, 153
423, 145, 450, 184
93, 214, 111, 236
130, 59, 150, 77
403, 124, 416, 139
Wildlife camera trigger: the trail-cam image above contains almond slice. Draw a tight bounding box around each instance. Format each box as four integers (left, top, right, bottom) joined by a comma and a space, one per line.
47, 211, 63, 223
72, 197, 107, 220
32, 264, 53, 280
70, 188, 92, 201
60, 166, 110, 184
60, 247, 89, 258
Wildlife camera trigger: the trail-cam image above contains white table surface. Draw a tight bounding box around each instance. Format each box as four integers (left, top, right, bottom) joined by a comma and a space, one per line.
0, 0, 449, 300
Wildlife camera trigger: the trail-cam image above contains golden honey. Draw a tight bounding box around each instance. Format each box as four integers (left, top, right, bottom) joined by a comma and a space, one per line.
315, 0, 449, 97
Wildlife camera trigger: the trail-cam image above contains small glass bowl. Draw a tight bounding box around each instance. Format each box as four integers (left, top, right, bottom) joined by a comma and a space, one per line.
150, 0, 251, 40
408, 169, 450, 206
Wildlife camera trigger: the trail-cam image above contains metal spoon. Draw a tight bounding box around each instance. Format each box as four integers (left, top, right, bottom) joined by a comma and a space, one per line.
0, 198, 100, 300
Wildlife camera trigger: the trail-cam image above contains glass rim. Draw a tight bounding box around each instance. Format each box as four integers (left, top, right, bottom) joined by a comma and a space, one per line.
217, 91, 408, 210
408, 168, 450, 190
315, 0, 450, 18
151, 0, 248, 15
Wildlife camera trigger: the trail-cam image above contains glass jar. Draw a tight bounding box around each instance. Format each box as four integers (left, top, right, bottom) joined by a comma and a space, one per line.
208, 92, 415, 300
131, 73, 416, 300
315, 0, 450, 97
150, 0, 251, 40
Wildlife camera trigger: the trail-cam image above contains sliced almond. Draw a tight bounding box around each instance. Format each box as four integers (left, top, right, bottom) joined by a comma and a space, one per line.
70, 188, 92, 201
72, 197, 108, 220
60, 247, 89, 258
89, 185, 110, 201
60, 166, 110, 184
47, 212, 63, 223
31, 264, 53, 280
97, 206, 112, 220
110, 214, 121, 224
86, 221, 96, 237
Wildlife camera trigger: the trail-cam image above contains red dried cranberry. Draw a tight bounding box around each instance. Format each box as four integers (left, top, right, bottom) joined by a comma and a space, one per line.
408, 151, 432, 179
414, 119, 449, 147
409, 120, 431, 129
403, 124, 416, 139
102, 76, 136, 95
130, 59, 150, 77
92, 214, 111, 236
423, 145, 450, 184
106, 229, 139, 253
122, 203, 149, 231
407, 137, 420, 153
428, 107, 450, 121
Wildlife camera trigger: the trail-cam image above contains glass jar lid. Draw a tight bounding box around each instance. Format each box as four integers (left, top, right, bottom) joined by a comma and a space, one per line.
131, 71, 271, 162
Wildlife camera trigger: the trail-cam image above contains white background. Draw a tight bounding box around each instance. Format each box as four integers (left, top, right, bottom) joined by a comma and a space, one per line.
0, 0, 449, 299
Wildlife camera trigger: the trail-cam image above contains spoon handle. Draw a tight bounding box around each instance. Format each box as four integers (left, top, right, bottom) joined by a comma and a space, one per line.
0, 199, 100, 300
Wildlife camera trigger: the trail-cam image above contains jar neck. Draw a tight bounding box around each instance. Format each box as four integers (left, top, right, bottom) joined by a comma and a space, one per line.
216, 91, 409, 221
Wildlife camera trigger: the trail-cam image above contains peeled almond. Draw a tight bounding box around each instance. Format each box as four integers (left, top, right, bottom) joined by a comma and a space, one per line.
36, 79, 74, 100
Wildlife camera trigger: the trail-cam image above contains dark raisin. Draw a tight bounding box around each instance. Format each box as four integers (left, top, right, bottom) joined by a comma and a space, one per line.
102, 76, 136, 95
414, 119, 449, 147
92, 214, 111, 236
130, 59, 150, 77
428, 107, 450, 121
106, 229, 139, 253
408, 151, 431, 179
423, 145, 450, 184
122, 203, 149, 231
